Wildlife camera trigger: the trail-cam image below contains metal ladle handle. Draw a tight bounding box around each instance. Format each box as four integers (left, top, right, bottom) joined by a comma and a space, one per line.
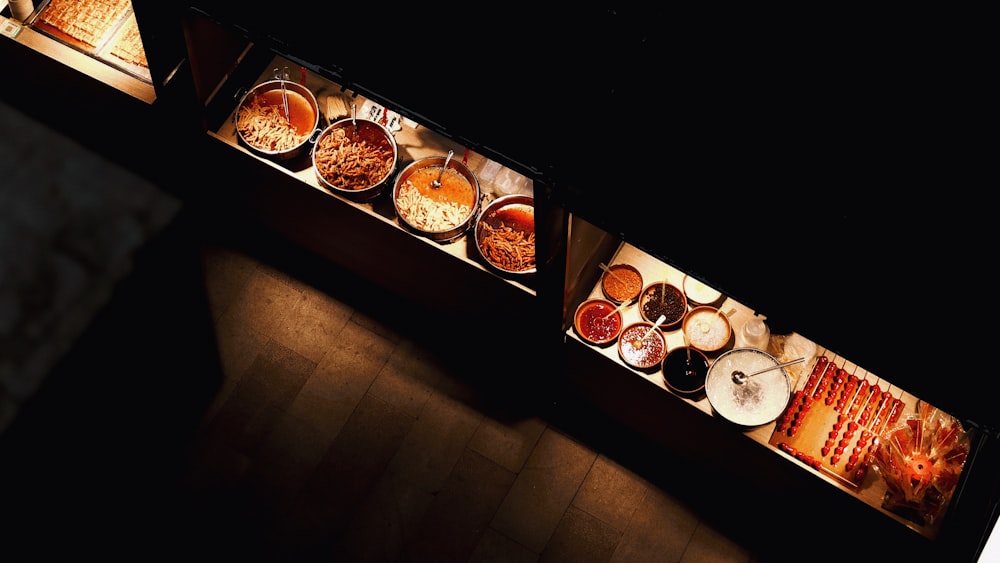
431, 150, 454, 189
731, 357, 806, 385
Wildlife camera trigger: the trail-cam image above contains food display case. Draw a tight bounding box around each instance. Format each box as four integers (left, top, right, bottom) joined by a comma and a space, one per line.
0, 0, 196, 184
2, 2, 995, 561
174, 6, 557, 352
0, 0, 190, 101
561, 214, 997, 560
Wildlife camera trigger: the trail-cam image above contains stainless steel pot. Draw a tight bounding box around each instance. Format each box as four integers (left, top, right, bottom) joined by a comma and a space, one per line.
312, 118, 398, 202
472, 194, 536, 276
235, 79, 320, 161
392, 155, 481, 243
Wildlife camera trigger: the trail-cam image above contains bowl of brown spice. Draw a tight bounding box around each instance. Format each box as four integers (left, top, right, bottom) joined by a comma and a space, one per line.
601, 263, 643, 304
473, 194, 535, 277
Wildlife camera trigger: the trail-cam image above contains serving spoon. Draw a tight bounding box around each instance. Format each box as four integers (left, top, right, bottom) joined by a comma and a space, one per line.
602, 299, 632, 319
430, 150, 454, 189
632, 314, 666, 349
731, 357, 806, 385
598, 262, 629, 284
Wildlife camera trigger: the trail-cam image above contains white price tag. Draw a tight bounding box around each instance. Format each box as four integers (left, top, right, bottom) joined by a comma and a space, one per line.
358, 100, 403, 132
1, 18, 23, 39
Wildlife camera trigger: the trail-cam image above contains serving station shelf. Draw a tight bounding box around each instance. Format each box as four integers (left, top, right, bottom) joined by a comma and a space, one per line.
561, 221, 966, 542
203, 53, 537, 299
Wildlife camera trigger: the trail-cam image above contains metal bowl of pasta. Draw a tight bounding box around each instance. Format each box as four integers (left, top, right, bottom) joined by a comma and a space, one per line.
472, 194, 536, 277
391, 155, 481, 243
235, 79, 320, 161
312, 117, 398, 202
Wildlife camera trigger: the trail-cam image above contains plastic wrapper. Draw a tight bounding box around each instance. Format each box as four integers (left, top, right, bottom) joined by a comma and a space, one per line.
873, 400, 970, 526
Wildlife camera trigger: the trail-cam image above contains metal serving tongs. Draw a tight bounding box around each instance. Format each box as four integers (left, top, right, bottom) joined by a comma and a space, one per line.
273, 66, 291, 123
731, 357, 806, 385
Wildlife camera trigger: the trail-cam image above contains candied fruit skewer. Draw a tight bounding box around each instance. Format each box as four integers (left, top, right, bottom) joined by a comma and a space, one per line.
812, 360, 837, 401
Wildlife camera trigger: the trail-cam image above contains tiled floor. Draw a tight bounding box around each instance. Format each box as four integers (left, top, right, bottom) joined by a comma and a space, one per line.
0, 214, 764, 562
0, 98, 765, 562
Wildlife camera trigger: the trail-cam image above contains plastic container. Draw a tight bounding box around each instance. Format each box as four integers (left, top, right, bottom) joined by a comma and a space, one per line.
740, 317, 770, 350
9, 0, 35, 21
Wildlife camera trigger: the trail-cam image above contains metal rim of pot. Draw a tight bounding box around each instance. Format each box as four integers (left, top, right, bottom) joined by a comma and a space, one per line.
391, 155, 481, 243
473, 194, 536, 276
311, 117, 399, 202
234, 78, 320, 161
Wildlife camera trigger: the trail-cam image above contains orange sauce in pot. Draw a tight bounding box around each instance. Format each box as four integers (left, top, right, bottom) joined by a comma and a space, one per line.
256, 89, 315, 134
406, 166, 476, 209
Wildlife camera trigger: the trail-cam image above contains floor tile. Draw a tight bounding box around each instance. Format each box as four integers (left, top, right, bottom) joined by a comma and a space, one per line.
405, 448, 518, 563
367, 341, 439, 418
468, 527, 541, 563
387, 390, 483, 493
296, 319, 396, 434
207, 338, 316, 455
200, 242, 257, 321
273, 276, 355, 363
328, 469, 435, 562
540, 504, 624, 563
680, 522, 753, 563
573, 454, 649, 532
468, 414, 547, 474
610, 484, 700, 563
491, 427, 597, 553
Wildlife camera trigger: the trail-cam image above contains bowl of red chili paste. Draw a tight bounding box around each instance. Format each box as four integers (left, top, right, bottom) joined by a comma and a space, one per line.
574, 298, 623, 346
473, 195, 535, 277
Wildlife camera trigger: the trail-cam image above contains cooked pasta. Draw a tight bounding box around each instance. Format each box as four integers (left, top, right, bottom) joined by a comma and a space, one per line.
395, 183, 472, 232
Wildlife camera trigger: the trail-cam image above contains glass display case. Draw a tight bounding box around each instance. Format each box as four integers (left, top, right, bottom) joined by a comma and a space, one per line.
175, 7, 558, 351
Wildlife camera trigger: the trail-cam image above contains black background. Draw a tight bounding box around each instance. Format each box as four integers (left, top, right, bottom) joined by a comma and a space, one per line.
179, 3, 992, 426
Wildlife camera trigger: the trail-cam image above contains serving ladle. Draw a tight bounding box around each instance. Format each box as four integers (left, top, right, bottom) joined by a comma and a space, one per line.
731, 357, 806, 385
430, 150, 454, 189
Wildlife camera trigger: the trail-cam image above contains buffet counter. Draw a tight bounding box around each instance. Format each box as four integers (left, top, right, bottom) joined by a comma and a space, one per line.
205, 55, 537, 299
564, 240, 965, 542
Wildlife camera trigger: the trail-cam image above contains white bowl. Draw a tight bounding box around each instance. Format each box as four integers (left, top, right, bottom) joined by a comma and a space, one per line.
705, 348, 791, 426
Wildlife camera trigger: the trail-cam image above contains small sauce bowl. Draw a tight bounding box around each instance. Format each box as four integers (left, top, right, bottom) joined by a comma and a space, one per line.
574, 298, 623, 347
618, 321, 667, 371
